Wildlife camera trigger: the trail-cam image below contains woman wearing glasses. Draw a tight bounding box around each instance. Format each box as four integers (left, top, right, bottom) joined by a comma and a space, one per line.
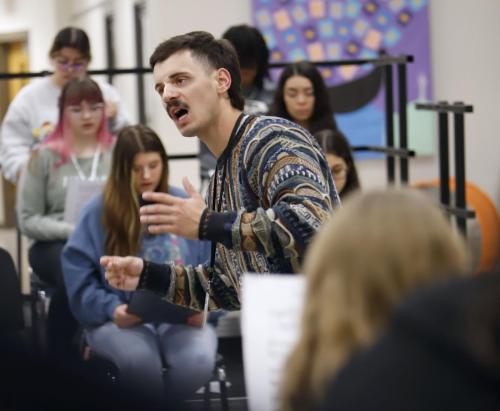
314, 129, 360, 198
17, 77, 114, 362
0, 26, 128, 183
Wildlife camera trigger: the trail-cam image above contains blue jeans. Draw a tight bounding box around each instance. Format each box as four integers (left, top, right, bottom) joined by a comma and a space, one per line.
85, 321, 217, 402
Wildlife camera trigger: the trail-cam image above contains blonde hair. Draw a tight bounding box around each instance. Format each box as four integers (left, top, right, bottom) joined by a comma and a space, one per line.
280, 188, 469, 411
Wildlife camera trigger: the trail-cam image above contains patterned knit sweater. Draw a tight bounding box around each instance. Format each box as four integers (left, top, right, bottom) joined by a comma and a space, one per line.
140, 115, 339, 310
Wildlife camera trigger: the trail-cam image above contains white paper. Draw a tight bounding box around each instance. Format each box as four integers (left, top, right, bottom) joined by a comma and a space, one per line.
64, 177, 104, 223
241, 273, 306, 411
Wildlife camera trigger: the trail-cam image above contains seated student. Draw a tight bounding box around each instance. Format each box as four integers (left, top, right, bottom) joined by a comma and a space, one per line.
317, 266, 500, 411
62, 124, 216, 403
222, 24, 275, 114
279, 188, 469, 411
0, 26, 129, 183
17, 77, 114, 361
269, 60, 338, 135
315, 128, 360, 198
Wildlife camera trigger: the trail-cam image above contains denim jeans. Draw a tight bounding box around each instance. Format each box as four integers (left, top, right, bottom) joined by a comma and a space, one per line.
85, 321, 218, 402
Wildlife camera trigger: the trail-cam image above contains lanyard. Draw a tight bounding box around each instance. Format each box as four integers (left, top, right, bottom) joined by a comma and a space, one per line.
70, 147, 101, 181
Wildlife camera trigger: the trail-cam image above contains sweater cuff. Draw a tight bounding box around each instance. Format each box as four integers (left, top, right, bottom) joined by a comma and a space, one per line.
199, 211, 237, 248
137, 260, 171, 296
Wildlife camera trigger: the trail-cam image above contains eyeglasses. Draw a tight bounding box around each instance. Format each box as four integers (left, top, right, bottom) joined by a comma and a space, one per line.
331, 165, 348, 180
66, 103, 104, 116
55, 58, 87, 72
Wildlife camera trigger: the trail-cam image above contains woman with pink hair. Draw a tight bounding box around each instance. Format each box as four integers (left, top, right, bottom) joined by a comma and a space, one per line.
17, 77, 114, 362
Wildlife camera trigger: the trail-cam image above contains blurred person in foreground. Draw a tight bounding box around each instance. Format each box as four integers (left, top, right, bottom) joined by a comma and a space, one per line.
319, 265, 500, 411
280, 188, 469, 411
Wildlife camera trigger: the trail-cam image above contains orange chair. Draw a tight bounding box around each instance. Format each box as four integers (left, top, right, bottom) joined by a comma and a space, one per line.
413, 179, 500, 273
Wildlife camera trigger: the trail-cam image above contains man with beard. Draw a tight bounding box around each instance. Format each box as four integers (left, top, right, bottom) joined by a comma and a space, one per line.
102, 31, 338, 312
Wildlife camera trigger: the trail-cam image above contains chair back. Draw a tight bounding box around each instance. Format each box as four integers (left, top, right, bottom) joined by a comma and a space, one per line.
0, 247, 24, 333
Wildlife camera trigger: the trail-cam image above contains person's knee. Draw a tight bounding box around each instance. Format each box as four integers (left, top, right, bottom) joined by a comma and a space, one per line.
167, 326, 218, 371
119, 345, 163, 373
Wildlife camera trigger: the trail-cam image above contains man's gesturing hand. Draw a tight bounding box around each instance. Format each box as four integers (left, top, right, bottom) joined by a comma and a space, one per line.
101, 255, 143, 291
140, 177, 206, 239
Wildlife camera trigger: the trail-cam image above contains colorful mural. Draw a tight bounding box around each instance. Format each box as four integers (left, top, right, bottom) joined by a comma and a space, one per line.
252, 0, 434, 156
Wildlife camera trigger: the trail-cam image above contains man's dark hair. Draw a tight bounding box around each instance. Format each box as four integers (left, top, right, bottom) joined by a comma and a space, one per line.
149, 31, 244, 110
222, 24, 270, 91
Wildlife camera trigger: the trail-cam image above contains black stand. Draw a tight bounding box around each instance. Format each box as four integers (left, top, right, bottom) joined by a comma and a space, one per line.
416, 101, 475, 235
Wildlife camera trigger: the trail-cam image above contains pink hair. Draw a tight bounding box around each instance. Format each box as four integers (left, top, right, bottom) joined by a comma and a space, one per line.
43, 77, 114, 167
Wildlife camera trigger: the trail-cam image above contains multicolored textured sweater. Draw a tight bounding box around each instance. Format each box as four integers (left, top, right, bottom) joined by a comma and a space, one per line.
139, 115, 339, 310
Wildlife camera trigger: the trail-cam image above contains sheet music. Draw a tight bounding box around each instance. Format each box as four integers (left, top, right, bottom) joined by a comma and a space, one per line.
242, 274, 306, 411
64, 177, 104, 223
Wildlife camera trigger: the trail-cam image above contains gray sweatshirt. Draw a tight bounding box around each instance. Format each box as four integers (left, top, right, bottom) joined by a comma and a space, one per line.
17, 146, 112, 241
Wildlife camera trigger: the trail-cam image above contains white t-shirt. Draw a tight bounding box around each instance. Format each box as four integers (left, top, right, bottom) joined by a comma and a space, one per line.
0, 76, 129, 182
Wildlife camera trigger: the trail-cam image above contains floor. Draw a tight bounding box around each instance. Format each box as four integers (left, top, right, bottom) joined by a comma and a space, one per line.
186, 337, 248, 411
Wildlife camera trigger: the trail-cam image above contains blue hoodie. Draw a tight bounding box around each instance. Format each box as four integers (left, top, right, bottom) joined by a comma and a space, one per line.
62, 186, 210, 327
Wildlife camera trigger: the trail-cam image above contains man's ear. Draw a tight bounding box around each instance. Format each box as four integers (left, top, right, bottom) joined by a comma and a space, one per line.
215, 68, 232, 94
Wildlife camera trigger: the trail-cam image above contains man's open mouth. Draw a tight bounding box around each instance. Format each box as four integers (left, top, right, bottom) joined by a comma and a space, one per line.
173, 108, 188, 120
168, 101, 189, 121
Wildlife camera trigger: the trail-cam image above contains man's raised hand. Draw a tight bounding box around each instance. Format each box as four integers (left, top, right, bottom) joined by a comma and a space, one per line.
139, 177, 206, 239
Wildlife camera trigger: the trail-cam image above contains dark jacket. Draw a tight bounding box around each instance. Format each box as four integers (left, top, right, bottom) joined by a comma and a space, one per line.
319, 269, 500, 411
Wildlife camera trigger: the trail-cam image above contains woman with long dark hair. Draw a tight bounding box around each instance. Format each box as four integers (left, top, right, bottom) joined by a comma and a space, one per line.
269, 61, 337, 134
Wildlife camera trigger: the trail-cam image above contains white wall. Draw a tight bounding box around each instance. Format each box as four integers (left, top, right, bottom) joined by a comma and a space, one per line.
110, 0, 139, 124
429, 0, 500, 208
0, 0, 58, 70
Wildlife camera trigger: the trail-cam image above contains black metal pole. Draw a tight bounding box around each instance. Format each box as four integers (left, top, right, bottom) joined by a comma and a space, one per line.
0, 54, 415, 80
384, 64, 395, 183
104, 14, 115, 85
17, 227, 22, 287
134, 3, 146, 124
437, 104, 450, 212
397, 63, 408, 184
453, 103, 467, 234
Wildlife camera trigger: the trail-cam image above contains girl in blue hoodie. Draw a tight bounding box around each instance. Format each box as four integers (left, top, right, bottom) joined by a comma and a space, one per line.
62, 124, 215, 402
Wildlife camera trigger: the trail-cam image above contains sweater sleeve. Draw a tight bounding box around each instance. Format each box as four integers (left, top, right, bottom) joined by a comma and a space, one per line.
16, 151, 74, 240
62, 198, 125, 327
201, 122, 338, 272
0, 95, 33, 182
138, 261, 240, 311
